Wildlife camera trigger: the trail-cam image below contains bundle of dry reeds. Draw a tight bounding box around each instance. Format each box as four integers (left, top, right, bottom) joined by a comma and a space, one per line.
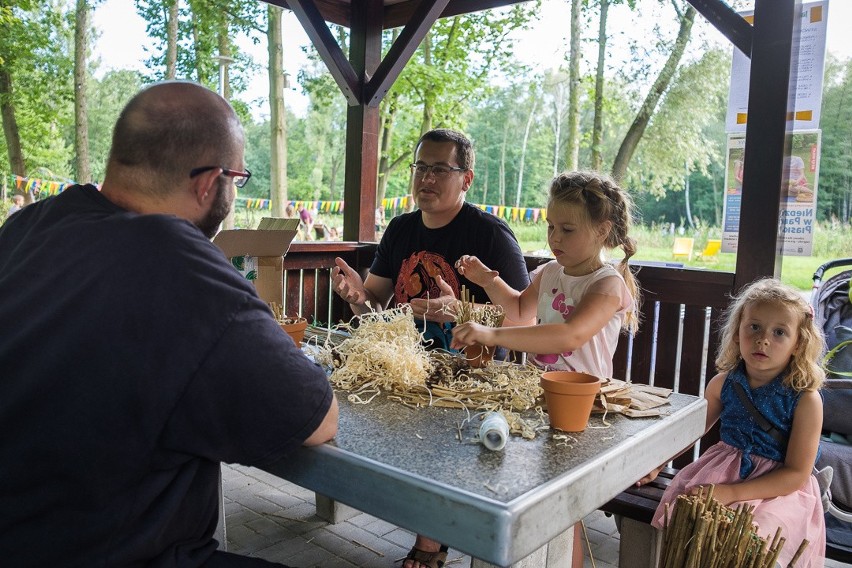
454, 286, 505, 328
659, 486, 808, 568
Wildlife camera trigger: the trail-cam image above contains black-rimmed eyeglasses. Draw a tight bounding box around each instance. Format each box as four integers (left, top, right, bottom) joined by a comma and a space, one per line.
190, 166, 252, 188
409, 164, 467, 178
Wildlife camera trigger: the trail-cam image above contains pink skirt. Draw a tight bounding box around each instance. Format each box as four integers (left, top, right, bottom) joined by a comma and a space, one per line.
651, 441, 826, 567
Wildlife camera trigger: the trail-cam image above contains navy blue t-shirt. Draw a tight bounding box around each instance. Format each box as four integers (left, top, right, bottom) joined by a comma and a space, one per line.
370, 202, 530, 349
0, 185, 333, 566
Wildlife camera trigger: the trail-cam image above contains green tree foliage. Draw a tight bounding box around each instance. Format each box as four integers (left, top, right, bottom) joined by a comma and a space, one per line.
628, 48, 729, 196
0, 1, 75, 178
819, 55, 852, 223
134, 0, 262, 93
86, 69, 144, 182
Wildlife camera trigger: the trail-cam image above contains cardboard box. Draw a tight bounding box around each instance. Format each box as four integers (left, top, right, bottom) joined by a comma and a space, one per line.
213, 217, 300, 305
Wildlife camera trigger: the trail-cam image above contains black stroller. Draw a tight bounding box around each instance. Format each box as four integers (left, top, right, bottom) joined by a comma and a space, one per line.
811, 258, 852, 562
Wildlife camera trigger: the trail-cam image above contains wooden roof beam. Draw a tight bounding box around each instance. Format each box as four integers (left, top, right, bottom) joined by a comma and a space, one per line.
365, 0, 452, 107
281, 0, 361, 105
686, 0, 753, 57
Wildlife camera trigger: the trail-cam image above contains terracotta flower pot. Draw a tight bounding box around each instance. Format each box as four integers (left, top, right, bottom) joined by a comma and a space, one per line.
463, 343, 494, 368
280, 317, 308, 346
540, 371, 601, 432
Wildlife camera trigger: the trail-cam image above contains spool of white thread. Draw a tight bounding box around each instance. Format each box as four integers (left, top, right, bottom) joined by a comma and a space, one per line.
479, 412, 509, 451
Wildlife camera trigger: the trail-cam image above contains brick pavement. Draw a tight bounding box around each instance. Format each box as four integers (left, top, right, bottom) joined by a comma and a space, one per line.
222, 463, 848, 567
222, 463, 619, 567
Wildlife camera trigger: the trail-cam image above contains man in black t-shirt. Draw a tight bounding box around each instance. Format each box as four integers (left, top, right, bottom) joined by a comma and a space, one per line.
332, 129, 529, 350
331, 129, 529, 567
0, 82, 338, 567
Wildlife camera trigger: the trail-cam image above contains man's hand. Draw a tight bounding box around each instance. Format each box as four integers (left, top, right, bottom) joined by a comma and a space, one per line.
455, 255, 499, 287
331, 257, 368, 307
409, 275, 458, 323
450, 321, 497, 349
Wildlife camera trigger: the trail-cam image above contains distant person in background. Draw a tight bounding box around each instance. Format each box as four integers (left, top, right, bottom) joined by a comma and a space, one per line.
6, 194, 24, 218
285, 202, 296, 218
298, 205, 314, 240
375, 206, 385, 233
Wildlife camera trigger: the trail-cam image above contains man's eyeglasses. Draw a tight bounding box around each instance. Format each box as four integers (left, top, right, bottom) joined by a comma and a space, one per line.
409, 163, 467, 178
190, 166, 252, 188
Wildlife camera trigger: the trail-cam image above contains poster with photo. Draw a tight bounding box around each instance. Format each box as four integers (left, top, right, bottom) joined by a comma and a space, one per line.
721, 131, 821, 256
721, 135, 745, 253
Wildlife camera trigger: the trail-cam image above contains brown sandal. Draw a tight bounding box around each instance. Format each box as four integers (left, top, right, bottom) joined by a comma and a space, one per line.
403, 544, 448, 568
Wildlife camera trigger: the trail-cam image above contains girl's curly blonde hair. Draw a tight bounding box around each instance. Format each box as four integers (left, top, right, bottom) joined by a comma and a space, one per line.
715, 278, 825, 392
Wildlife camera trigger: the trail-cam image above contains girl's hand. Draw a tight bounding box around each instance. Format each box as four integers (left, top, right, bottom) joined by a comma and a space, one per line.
455, 255, 499, 287
450, 321, 496, 349
688, 483, 737, 506
635, 465, 665, 487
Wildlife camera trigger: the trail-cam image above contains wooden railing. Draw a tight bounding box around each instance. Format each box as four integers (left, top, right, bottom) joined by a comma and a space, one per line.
283, 244, 735, 464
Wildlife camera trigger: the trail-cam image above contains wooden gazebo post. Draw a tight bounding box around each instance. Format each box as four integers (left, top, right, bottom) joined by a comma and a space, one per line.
278, 0, 452, 242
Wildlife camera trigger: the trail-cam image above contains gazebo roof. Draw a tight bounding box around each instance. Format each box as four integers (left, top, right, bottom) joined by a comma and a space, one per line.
268, 0, 532, 29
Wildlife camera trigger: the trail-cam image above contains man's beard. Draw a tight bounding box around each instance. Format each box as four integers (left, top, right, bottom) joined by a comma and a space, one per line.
197, 177, 232, 239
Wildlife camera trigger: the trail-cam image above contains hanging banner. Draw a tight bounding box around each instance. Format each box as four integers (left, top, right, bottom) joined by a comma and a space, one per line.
726, 2, 829, 132
722, 131, 821, 256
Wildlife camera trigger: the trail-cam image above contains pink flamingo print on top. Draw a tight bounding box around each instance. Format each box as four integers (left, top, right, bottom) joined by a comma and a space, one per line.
535, 288, 574, 365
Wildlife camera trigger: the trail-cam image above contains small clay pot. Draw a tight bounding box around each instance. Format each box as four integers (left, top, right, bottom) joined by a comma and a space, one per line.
463, 343, 494, 368
540, 371, 601, 432
280, 317, 308, 346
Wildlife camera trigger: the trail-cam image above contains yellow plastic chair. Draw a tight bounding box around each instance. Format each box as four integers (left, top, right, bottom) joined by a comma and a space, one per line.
697, 239, 722, 262
672, 237, 694, 261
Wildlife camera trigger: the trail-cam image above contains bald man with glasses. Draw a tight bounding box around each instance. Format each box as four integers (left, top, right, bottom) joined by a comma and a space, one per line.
0, 81, 337, 567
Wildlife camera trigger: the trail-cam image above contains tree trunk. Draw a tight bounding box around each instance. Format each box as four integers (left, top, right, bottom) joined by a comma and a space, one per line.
218, 21, 236, 228
611, 4, 696, 182
482, 156, 489, 204
268, 5, 287, 218
564, 0, 581, 170
0, 69, 26, 179
499, 123, 508, 205
591, 0, 609, 171
552, 87, 562, 177
191, 11, 203, 82
421, 33, 433, 134
74, 0, 91, 184
166, 0, 179, 79
516, 98, 537, 207
377, 30, 400, 207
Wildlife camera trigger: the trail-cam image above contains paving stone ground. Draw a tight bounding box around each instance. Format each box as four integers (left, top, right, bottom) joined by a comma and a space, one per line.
222, 463, 849, 568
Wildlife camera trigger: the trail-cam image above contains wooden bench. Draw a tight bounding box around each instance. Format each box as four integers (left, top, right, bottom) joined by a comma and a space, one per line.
600, 464, 851, 564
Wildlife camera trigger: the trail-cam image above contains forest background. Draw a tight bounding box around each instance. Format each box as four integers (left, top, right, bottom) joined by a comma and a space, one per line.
2, 0, 851, 289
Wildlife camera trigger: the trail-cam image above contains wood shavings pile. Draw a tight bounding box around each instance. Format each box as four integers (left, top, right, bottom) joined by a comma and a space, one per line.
660, 486, 807, 568
313, 307, 432, 402
593, 377, 673, 417
312, 310, 544, 438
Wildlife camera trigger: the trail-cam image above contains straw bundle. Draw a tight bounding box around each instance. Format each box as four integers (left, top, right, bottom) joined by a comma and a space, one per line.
454, 286, 505, 328
659, 486, 808, 568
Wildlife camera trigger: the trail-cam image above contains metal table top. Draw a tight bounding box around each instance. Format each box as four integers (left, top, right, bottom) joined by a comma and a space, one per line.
259, 363, 706, 566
